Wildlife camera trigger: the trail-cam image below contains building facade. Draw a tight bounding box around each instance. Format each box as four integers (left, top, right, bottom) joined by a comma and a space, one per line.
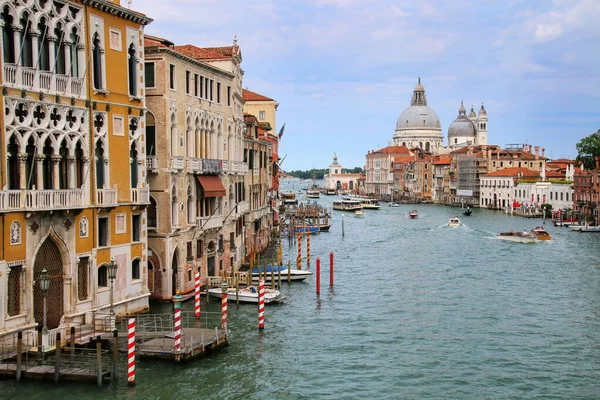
0, 0, 152, 336
573, 156, 600, 225
365, 146, 413, 198
480, 168, 539, 209
323, 154, 361, 193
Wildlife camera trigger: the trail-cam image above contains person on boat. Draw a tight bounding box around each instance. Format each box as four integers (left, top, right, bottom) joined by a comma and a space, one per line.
522, 229, 528, 236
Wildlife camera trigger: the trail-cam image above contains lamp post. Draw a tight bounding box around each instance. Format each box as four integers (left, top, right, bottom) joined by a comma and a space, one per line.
39, 269, 51, 335
108, 258, 118, 330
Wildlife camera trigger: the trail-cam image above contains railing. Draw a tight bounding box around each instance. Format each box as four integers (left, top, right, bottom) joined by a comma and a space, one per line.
0, 189, 86, 211
248, 206, 270, 221
221, 160, 230, 172
96, 188, 118, 207
186, 158, 202, 174
131, 187, 150, 204
147, 156, 158, 171
171, 156, 185, 171
202, 159, 222, 174
3, 64, 85, 97
253, 168, 260, 176
221, 161, 249, 174
197, 214, 224, 230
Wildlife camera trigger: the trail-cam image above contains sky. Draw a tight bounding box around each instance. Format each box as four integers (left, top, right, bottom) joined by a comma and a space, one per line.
131, 0, 600, 171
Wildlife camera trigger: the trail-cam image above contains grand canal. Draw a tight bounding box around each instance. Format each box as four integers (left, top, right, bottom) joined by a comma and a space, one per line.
2, 190, 600, 399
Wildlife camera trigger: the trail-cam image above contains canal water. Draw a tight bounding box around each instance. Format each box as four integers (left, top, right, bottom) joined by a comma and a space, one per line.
2, 190, 600, 399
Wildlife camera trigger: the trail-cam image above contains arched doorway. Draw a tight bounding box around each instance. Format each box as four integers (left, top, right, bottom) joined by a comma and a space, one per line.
171, 250, 179, 296
148, 260, 154, 292
33, 237, 64, 330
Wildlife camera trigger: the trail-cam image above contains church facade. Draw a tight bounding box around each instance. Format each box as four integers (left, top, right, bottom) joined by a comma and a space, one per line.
323, 155, 362, 193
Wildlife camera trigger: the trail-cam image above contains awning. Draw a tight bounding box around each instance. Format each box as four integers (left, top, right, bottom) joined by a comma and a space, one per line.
197, 175, 226, 197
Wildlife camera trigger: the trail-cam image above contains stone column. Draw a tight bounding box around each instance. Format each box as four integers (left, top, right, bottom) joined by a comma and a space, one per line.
31, 31, 40, 81
18, 153, 27, 190
67, 156, 76, 189
35, 154, 45, 190
52, 155, 61, 189
47, 35, 56, 80
12, 27, 21, 69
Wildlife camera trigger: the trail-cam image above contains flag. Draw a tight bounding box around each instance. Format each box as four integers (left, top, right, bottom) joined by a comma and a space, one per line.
278, 123, 286, 140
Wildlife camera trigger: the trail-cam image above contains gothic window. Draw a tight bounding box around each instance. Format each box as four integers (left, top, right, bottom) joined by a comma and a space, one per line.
95, 141, 106, 189
20, 13, 33, 67
186, 118, 194, 158
187, 186, 195, 224
42, 138, 53, 189
7, 136, 20, 189
70, 27, 80, 77
7, 265, 22, 316
25, 137, 36, 189
75, 141, 84, 188
78, 257, 89, 300
92, 33, 103, 89
195, 117, 202, 158
146, 112, 156, 156
98, 264, 108, 287
170, 113, 177, 156
132, 259, 140, 280
425, 142, 430, 152
172, 189, 178, 227
148, 197, 157, 229
54, 23, 66, 74
128, 44, 137, 96
1, 6, 15, 64
130, 143, 138, 188
132, 214, 141, 242
38, 17, 50, 71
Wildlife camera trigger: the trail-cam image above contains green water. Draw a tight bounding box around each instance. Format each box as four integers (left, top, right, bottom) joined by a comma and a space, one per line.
2, 197, 600, 399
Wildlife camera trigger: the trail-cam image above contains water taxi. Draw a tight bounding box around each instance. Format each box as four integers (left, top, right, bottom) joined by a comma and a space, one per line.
282, 192, 298, 206
532, 226, 551, 240
333, 198, 362, 211
208, 286, 285, 304
409, 210, 418, 219
306, 189, 320, 198
355, 209, 364, 217
358, 197, 380, 209
251, 265, 313, 282
448, 217, 461, 227
496, 230, 537, 243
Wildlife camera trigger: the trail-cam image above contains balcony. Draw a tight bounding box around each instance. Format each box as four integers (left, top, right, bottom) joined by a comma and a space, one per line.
146, 156, 158, 172
170, 156, 185, 171
202, 159, 222, 174
96, 188, 118, 207
253, 168, 260, 176
131, 188, 150, 205
248, 206, 271, 221
227, 200, 249, 220
222, 161, 249, 174
197, 214, 224, 230
0, 189, 86, 212
3, 64, 85, 97
186, 158, 202, 174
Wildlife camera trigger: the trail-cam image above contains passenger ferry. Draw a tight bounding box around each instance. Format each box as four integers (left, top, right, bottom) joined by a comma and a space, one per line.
306, 189, 320, 199
325, 188, 337, 195
281, 193, 298, 206
358, 197, 380, 210
332, 198, 362, 211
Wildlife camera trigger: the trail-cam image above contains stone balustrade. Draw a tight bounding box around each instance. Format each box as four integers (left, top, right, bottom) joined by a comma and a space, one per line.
197, 214, 224, 230
186, 158, 202, 174
3, 64, 85, 97
146, 156, 158, 172
0, 189, 86, 211
171, 156, 185, 171
131, 187, 150, 204
96, 188, 118, 207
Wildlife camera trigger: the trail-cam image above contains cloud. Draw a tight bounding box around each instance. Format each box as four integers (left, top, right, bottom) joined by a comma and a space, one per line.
389, 6, 409, 17
533, 23, 563, 42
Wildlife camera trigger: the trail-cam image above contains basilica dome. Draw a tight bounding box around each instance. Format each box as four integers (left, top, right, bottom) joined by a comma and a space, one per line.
395, 78, 441, 131
448, 102, 476, 138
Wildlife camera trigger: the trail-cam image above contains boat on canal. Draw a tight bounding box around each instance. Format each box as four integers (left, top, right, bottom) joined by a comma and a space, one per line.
389, 202, 400, 207
306, 189, 320, 198
295, 225, 320, 234
532, 226, 551, 240
463, 207, 472, 216
448, 217, 461, 227
409, 210, 418, 219
496, 229, 538, 243
356, 197, 380, 209
282, 192, 298, 206
355, 209, 364, 217
333, 198, 362, 211
325, 188, 337, 195
579, 226, 600, 233
251, 265, 313, 282
208, 286, 285, 304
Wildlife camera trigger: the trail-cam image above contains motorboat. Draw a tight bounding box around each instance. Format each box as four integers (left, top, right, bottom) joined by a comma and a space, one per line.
295, 226, 319, 234
306, 190, 320, 198
580, 226, 600, 233
532, 226, 551, 240
355, 209, 364, 217
389, 202, 400, 207
496, 230, 538, 243
207, 286, 285, 304
332, 198, 362, 211
408, 210, 418, 219
251, 265, 313, 282
282, 193, 298, 206
448, 217, 461, 227
463, 207, 472, 216
356, 197, 380, 210
569, 224, 586, 232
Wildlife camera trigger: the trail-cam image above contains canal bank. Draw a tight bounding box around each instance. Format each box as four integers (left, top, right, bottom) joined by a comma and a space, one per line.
1, 202, 600, 399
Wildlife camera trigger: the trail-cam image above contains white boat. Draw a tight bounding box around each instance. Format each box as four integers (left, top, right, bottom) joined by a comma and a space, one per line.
252, 265, 313, 282
325, 188, 337, 195
356, 197, 380, 209
569, 224, 585, 231
496, 230, 537, 243
448, 217, 461, 227
580, 226, 600, 233
306, 190, 320, 198
282, 193, 298, 206
332, 198, 362, 211
355, 209, 364, 217
207, 286, 285, 304
389, 202, 400, 207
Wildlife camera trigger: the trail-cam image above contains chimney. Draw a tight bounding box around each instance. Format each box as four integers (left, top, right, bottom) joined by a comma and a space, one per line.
534, 146, 539, 160
596, 155, 600, 169
541, 148, 545, 158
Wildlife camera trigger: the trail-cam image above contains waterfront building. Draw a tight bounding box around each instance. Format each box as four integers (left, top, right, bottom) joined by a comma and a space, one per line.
391, 154, 416, 201
365, 146, 413, 199
323, 154, 362, 193
0, 0, 152, 336
448, 102, 488, 149
243, 114, 273, 257
573, 156, 600, 225
143, 35, 247, 299
242, 89, 278, 134
431, 154, 452, 203
480, 168, 539, 209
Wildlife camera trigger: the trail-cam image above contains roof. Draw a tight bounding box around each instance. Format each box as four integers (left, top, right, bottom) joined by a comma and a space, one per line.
369, 146, 412, 156
243, 113, 258, 125
393, 155, 416, 163
432, 154, 452, 165
242, 89, 275, 102
482, 167, 539, 178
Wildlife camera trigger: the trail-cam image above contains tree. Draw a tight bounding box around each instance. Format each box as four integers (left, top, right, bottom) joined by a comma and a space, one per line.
576, 129, 600, 169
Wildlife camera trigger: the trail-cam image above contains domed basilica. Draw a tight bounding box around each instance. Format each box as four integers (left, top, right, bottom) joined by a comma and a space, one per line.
392, 78, 488, 154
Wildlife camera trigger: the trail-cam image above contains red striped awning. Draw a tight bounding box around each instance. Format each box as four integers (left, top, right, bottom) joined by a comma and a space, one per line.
197, 176, 226, 197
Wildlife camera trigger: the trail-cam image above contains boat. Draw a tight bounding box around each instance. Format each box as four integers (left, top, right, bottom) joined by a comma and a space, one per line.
389, 202, 400, 207
355, 209, 364, 217
295, 225, 319, 234
553, 217, 577, 227
282, 193, 298, 206
496, 230, 538, 243
569, 224, 586, 232
332, 198, 362, 211
580, 226, 600, 233
251, 265, 313, 282
463, 207, 472, 216
408, 210, 418, 219
306, 190, 320, 198
207, 286, 285, 304
356, 197, 380, 210
448, 217, 461, 227
532, 226, 551, 240
325, 188, 337, 195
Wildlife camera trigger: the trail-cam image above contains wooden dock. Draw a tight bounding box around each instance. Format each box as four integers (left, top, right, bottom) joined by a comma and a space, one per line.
0, 363, 110, 382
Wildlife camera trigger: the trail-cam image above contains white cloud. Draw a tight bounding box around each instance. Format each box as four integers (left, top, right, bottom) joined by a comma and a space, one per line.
389, 6, 409, 17
533, 23, 563, 42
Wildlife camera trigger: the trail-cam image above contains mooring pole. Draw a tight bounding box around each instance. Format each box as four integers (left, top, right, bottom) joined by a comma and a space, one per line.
330, 251, 335, 286
127, 318, 136, 386
316, 257, 321, 295
96, 335, 103, 387
112, 330, 118, 382
70, 326, 75, 368
54, 332, 61, 383
16, 331, 22, 382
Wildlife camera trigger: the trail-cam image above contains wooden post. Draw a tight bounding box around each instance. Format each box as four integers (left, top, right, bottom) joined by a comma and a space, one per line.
271, 257, 275, 289
342, 215, 345, 238
278, 261, 282, 289
236, 280, 239, 305
16, 331, 22, 382
96, 335, 103, 387
287, 260, 291, 284
112, 330, 118, 382
330, 251, 334, 286
297, 231, 302, 270
70, 326, 75, 368
54, 332, 61, 383
306, 230, 311, 267
316, 257, 321, 295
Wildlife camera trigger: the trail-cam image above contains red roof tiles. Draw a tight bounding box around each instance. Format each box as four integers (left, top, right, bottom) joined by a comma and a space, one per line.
483, 167, 539, 178
242, 89, 275, 102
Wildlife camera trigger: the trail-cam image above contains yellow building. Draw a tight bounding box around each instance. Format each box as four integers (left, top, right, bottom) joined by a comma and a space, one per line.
0, 0, 152, 338
242, 89, 278, 138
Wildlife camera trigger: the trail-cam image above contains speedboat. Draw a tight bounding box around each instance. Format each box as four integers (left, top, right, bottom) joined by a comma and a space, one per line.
408, 210, 418, 219
532, 226, 551, 240
389, 202, 400, 207
207, 286, 285, 304
355, 209, 364, 217
569, 224, 585, 232
295, 226, 319, 234
448, 217, 461, 227
251, 265, 313, 282
496, 230, 538, 243
580, 226, 600, 233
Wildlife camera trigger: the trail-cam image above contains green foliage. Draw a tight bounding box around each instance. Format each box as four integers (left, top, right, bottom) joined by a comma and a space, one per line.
285, 167, 363, 180
576, 130, 600, 169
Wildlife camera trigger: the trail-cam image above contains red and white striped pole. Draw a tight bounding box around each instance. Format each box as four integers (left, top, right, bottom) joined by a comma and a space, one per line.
127, 318, 135, 386
173, 292, 182, 354
258, 279, 265, 330
194, 272, 200, 320
221, 282, 228, 332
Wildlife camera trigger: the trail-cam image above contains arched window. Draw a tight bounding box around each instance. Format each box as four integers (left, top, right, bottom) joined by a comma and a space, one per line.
187, 186, 195, 224
148, 197, 157, 228
1, 6, 15, 64
171, 190, 178, 227
7, 136, 20, 189
170, 113, 177, 156
54, 23, 66, 74
20, 13, 33, 67
69, 27, 79, 77
25, 137, 36, 189
59, 140, 68, 189
132, 259, 140, 280
75, 141, 84, 188
98, 265, 108, 287
425, 142, 430, 152
128, 44, 137, 95
146, 112, 156, 156
186, 117, 194, 157
130, 143, 138, 188
195, 117, 202, 158
92, 33, 102, 89
95, 141, 105, 189
38, 17, 50, 71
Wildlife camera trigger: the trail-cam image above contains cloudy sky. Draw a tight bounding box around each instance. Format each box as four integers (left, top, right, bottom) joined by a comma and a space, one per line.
132, 0, 600, 171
